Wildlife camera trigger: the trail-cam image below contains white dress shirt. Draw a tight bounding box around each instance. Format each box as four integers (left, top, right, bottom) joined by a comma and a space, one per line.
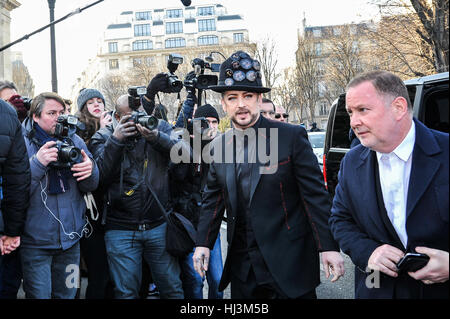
376, 122, 416, 248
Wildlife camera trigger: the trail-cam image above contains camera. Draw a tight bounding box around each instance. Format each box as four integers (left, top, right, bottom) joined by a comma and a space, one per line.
183, 58, 219, 90
187, 117, 210, 136
22, 97, 33, 110
50, 115, 84, 168
128, 86, 147, 110
51, 140, 83, 168
54, 115, 84, 139
166, 53, 184, 93
129, 111, 159, 131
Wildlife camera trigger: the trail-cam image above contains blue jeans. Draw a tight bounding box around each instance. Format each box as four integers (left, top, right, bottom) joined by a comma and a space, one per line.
206, 234, 224, 299
20, 242, 80, 299
104, 223, 183, 299
180, 234, 224, 299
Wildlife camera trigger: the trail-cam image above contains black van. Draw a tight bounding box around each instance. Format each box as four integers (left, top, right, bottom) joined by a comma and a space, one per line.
323, 72, 449, 197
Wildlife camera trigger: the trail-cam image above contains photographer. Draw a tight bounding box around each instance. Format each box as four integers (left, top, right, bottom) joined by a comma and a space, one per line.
89, 94, 187, 299
170, 75, 224, 299
0, 80, 30, 123
75, 88, 114, 299
20, 92, 99, 299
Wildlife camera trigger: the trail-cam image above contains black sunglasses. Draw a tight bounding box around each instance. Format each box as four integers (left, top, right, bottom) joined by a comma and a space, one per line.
260, 111, 275, 115
275, 113, 289, 119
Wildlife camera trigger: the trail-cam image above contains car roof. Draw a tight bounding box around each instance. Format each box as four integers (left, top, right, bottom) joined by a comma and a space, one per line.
404, 72, 449, 86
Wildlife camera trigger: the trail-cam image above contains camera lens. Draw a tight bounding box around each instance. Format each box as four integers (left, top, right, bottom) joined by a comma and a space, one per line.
58, 145, 82, 164
138, 115, 159, 131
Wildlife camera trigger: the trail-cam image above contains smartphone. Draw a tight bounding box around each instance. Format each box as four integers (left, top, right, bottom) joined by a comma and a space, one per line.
396, 253, 430, 272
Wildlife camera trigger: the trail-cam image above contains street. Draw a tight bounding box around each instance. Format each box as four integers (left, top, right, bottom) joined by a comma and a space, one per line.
17, 221, 355, 299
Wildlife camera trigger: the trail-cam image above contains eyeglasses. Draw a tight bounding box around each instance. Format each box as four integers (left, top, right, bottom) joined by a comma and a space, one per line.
274, 113, 289, 119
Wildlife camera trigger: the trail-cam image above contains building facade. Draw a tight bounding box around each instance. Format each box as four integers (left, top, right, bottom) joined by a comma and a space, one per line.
71, 3, 254, 104
295, 18, 374, 130
0, 0, 20, 81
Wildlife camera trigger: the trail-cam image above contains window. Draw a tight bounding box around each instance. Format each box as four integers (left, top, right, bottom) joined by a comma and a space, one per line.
198, 6, 214, 16
166, 9, 183, 18
108, 42, 118, 53
315, 43, 322, 56
132, 40, 153, 51
136, 11, 151, 21
198, 19, 216, 32
233, 33, 244, 43
166, 21, 183, 34
133, 58, 142, 67
318, 82, 326, 97
109, 59, 119, 70
313, 28, 322, 38
133, 56, 153, 67
134, 24, 151, 37
165, 37, 186, 48
319, 101, 328, 116
198, 35, 218, 46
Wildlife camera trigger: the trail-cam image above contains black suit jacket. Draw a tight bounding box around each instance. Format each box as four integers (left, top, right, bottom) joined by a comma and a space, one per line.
196, 116, 339, 298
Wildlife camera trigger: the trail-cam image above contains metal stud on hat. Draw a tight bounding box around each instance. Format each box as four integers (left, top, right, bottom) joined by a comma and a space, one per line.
240, 59, 252, 70
233, 71, 245, 82
239, 52, 250, 59
224, 78, 234, 86
246, 70, 257, 82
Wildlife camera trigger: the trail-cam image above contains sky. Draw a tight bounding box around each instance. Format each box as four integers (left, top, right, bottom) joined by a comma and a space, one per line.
8, 0, 379, 98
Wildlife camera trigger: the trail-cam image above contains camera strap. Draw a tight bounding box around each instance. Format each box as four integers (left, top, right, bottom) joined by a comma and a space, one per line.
83, 192, 99, 221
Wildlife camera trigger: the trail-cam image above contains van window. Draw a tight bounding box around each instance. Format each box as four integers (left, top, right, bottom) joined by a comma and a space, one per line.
331, 101, 351, 149
423, 89, 449, 133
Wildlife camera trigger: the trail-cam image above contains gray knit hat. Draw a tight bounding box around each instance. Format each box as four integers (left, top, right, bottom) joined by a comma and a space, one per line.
77, 88, 105, 111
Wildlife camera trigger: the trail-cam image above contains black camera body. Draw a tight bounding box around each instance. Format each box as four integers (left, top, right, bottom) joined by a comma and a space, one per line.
22, 97, 33, 110
54, 115, 81, 138
128, 86, 147, 110
50, 115, 84, 168
166, 53, 184, 93
184, 58, 218, 90
129, 111, 159, 131
52, 140, 83, 168
187, 117, 210, 136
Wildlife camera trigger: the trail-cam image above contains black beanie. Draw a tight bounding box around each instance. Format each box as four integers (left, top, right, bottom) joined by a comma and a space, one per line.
194, 104, 220, 123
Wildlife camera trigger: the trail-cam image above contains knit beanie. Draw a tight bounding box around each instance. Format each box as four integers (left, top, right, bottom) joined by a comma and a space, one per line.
77, 88, 105, 112
194, 104, 220, 123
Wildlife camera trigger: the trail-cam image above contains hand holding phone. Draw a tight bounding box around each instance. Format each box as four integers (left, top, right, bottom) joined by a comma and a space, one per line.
396, 253, 430, 272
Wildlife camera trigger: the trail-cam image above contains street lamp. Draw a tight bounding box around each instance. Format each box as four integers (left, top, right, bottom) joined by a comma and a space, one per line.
48, 0, 58, 93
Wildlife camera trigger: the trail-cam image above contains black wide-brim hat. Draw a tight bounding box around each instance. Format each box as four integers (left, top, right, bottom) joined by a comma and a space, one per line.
209, 51, 271, 93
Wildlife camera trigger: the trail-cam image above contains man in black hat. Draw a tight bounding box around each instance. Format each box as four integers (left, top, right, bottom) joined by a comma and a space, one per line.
192, 51, 345, 299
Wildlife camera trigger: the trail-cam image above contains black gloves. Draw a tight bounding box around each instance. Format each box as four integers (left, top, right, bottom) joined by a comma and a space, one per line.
145, 73, 171, 100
